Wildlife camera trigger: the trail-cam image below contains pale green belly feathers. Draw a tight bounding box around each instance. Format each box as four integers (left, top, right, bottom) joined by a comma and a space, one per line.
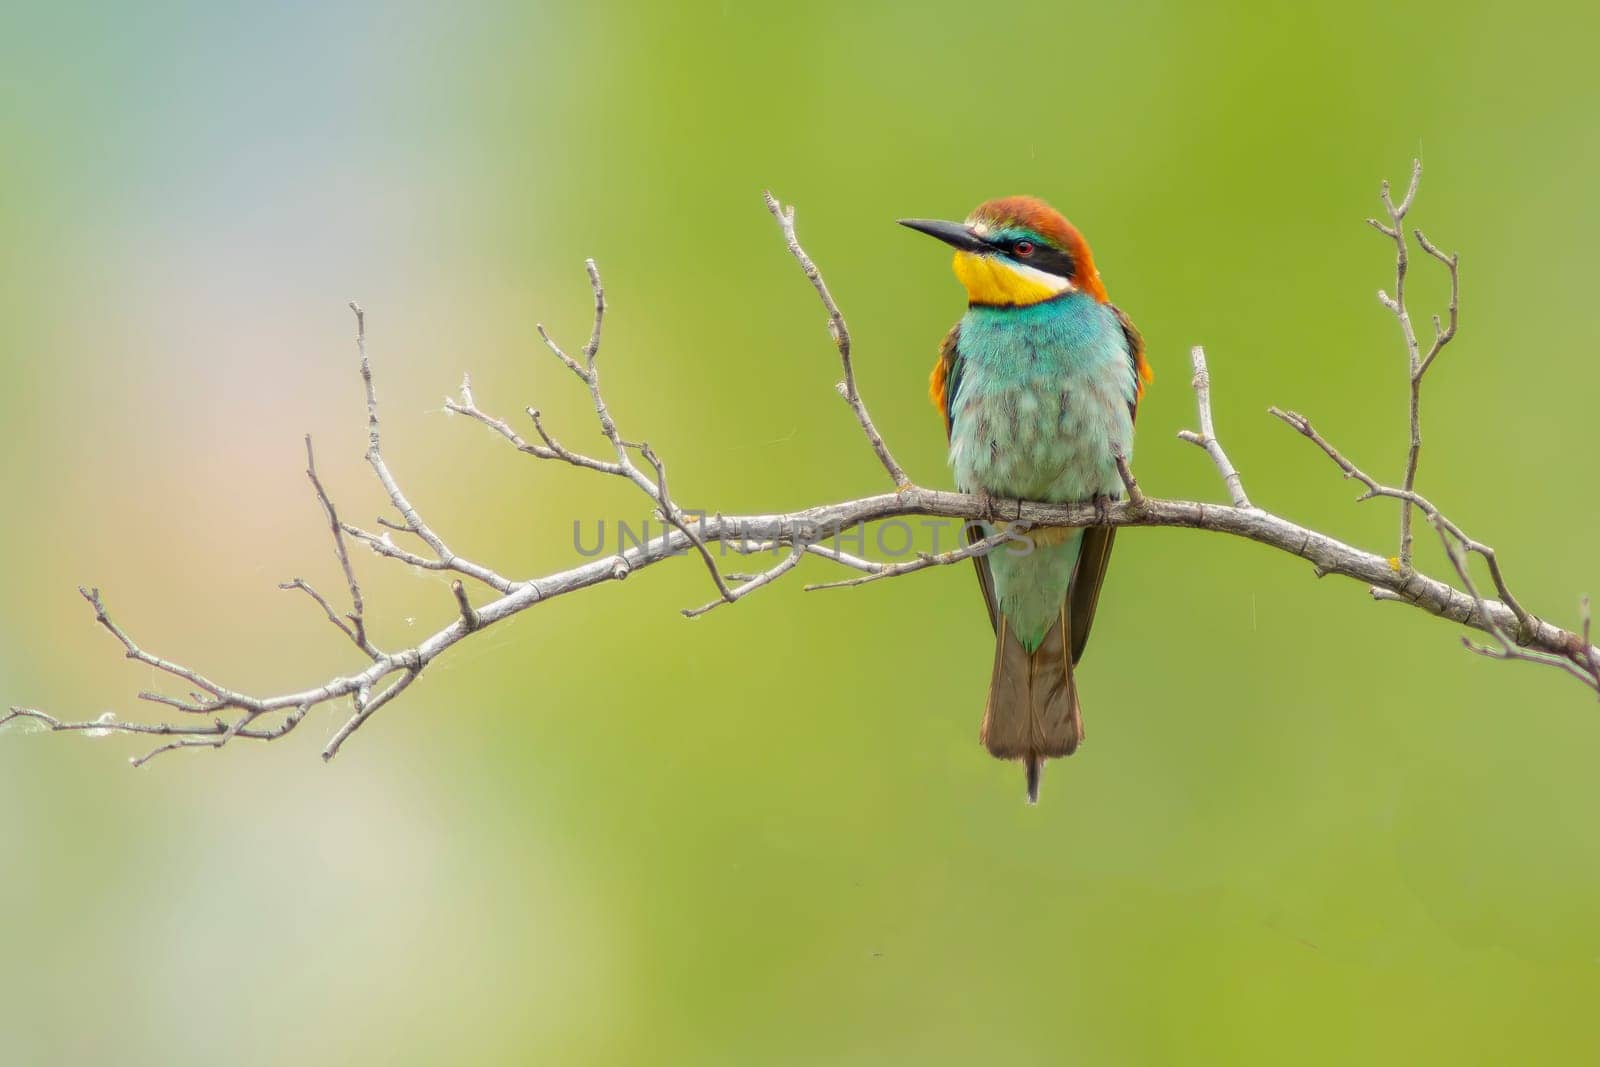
948, 295, 1136, 649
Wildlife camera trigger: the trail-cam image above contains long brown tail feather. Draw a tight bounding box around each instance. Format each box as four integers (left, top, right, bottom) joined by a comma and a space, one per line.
980, 606, 1082, 803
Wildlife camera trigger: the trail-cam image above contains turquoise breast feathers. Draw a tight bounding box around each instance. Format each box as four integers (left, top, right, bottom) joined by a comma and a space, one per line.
947, 292, 1137, 504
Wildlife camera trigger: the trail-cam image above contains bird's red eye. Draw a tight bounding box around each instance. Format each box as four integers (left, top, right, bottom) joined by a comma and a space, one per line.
1013, 240, 1035, 256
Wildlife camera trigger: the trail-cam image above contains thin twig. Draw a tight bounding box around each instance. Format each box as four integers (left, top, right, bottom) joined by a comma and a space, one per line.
322, 666, 419, 761
298, 435, 382, 659
1176, 345, 1251, 508
764, 191, 910, 489
1366, 160, 1459, 572
1114, 453, 1146, 509
530, 264, 737, 611
78, 587, 257, 711
278, 578, 359, 647
684, 546, 803, 617
804, 526, 1018, 592
1431, 519, 1596, 687
1413, 229, 1460, 378
451, 580, 481, 632
1268, 405, 1532, 630
443, 374, 561, 461
350, 303, 515, 595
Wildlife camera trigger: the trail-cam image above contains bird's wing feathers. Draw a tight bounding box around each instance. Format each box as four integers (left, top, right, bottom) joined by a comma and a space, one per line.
935, 325, 1001, 634
1110, 301, 1153, 416
968, 520, 1001, 634
932, 322, 962, 437
1067, 303, 1147, 663
1068, 527, 1114, 664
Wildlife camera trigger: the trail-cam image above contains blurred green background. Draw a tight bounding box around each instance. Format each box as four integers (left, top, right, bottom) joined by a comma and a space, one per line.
4, 1, 1599, 1063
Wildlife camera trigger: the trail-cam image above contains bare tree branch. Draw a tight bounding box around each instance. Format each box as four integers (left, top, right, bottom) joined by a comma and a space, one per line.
1429, 519, 1597, 688
351, 303, 519, 596
1413, 228, 1460, 378
685, 546, 803, 617
1366, 159, 1461, 571
1175, 345, 1252, 509
278, 577, 360, 649
322, 665, 418, 761
451, 580, 481, 633
454, 261, 739, 614
803, 526, 1018, 592
1267, 405, 1535, 635
764, 191, 910, 489
1114, 453, 1146, 509
290, 434, 383, 659
6, 171, 1596, 765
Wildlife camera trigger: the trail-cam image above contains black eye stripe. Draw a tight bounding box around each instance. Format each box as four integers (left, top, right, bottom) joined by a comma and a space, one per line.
994, 239, 1075, 280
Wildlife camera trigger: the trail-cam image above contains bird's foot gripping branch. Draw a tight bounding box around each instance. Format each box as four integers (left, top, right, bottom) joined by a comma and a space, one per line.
5, 163, 1597, 765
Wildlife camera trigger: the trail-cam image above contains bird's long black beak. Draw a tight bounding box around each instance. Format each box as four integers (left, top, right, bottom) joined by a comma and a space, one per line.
897, 218, 989, 253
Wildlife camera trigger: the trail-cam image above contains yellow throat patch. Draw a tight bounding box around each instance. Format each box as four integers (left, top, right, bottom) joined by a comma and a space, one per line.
952, 250, 1071, 307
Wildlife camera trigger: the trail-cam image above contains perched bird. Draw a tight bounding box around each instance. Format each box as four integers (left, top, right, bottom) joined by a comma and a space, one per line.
901, 198, 1151, 803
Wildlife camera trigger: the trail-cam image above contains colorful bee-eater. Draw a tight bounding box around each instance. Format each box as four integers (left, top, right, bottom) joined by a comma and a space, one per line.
901, 197, 1152, 803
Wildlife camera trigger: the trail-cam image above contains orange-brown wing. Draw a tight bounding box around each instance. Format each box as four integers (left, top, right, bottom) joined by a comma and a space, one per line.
930, 323, 961, 437
1067, 303, 1149, 663
932, 324, 1001, 634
